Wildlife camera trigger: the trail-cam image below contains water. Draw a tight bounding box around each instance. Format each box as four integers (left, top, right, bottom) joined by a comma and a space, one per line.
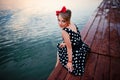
0, 0, 102, 80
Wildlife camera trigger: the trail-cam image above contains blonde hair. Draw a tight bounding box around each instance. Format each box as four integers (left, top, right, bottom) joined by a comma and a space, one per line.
59, 9, 71, 22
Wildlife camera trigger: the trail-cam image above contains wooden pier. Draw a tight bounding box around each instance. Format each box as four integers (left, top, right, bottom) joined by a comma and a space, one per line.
48, 0, 120, 80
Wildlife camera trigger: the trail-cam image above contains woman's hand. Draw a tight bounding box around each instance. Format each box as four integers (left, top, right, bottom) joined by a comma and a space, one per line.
59, 42, 66, 48
66, 62, 74, 72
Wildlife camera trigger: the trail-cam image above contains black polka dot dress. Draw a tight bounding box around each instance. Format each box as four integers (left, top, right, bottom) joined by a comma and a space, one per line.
57, 26, 90, 76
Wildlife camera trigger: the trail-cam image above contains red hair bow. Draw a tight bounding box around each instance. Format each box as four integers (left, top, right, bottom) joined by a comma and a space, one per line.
56, 6, 66, 16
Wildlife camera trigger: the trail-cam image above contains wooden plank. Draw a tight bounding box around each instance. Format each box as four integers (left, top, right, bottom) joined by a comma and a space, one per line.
98, 0, 111, 56
117, 9, 120, 42
81, 1, 104, 41
80, 10, 98, 41
114, 9, 120, 57
48, 62, 63, 80
99, 15, 110, 56
116, 9, 120, 42
94, 55, 110, 80
109, 12, 120, 57
110, 57, 120, 80
57, 66, 68, 80
69, 75, 81, 80
64, 73, 72, 80
81, 53, 98, 80
97, 0, 107, 14
84, 16, 101, 47
65, 73, 81, 80
104, 0, 112, 9
116, 23, 120, 44
91, 15, 105, 53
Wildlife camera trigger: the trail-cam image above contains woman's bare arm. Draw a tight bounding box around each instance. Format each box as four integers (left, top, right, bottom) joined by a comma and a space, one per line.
62, 30, 72, 62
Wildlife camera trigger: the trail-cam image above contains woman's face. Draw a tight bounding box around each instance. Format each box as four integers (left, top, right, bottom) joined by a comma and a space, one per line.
57, 15, 69, 28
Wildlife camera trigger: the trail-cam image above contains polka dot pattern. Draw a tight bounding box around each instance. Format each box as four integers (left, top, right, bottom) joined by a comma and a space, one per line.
57, 26, 90, 76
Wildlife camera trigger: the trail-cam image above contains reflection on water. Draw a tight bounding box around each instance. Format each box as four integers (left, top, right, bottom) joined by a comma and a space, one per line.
0, 0, 101, 80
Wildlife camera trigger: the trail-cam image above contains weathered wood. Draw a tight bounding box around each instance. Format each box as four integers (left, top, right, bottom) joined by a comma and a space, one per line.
91, 15, 105, 53
81, 0, 105, 41
116, 23, 120, 43
64, 72, 81, 80
48, 62, 63, 80
109, 12, 120, 58
80, 10, 98, 41
110, 58, 120, 80
66, 74, 81, 80
91, 0, 111, 55
94, 55, 110, 80
64, 73, 72, 80
99, 14, 110, 56
57, 66, 68, 80
84, 16, 101, 47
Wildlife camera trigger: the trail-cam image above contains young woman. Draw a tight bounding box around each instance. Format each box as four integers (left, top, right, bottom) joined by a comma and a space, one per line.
55, 6, 90, 76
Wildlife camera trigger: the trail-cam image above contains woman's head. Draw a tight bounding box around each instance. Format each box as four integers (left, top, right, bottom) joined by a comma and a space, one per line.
56, 6, 72, 28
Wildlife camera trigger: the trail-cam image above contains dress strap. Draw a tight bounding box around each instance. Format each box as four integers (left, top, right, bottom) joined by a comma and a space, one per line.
74, 24, 81, 35
74, 24, 79, 31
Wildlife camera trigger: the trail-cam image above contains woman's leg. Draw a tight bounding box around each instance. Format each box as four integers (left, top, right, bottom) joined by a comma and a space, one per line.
55, 52, 59, 68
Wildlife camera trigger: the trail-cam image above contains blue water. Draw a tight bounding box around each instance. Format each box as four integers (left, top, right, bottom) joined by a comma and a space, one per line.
0, 0, 101, 80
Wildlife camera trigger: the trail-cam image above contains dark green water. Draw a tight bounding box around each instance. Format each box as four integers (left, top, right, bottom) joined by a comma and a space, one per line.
0, 0, 101, 80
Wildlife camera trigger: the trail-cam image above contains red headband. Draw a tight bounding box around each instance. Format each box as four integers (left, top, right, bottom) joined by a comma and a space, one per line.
56, 6, 66, 16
